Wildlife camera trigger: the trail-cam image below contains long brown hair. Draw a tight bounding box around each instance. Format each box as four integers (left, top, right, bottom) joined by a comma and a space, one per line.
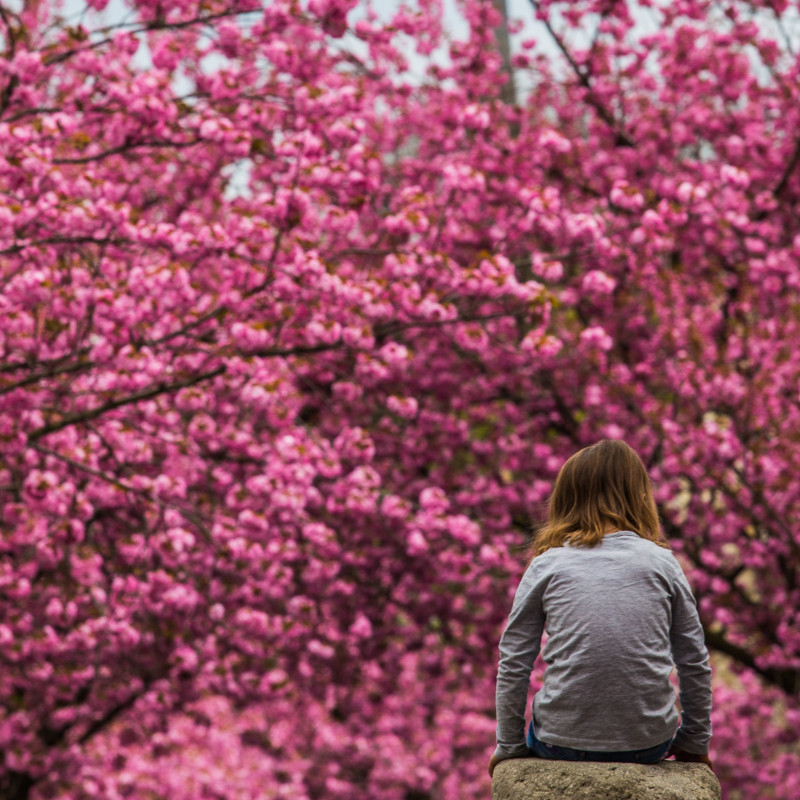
531, 439, 668, 558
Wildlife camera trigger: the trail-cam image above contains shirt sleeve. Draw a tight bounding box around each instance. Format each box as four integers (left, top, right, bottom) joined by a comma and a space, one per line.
494, 561, 546, 761
669, 559, 713, 754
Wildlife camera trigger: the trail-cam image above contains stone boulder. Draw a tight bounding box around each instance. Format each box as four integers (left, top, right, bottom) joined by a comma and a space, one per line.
492, 758, 721, 800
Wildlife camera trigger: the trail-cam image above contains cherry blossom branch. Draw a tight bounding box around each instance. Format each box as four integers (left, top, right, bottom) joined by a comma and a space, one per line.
52, 138, 204, 165
28, 365, 226, 441
527, 0, 635, 147
41, 10, 251, 67
0, 358, 93, 396
703, 627, 800, 694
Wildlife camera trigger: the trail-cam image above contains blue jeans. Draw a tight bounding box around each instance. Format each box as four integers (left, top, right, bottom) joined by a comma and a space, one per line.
527, 721, 673, 764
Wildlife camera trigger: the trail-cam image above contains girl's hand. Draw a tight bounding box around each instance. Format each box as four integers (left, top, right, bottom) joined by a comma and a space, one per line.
668, 744, 713, 771
488, 754, 501, 778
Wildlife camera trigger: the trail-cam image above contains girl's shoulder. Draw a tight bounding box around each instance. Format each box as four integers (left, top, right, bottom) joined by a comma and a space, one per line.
535, 533, 682, 572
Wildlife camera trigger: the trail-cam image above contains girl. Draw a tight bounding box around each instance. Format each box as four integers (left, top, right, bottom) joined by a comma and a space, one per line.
489, 439, 712, 776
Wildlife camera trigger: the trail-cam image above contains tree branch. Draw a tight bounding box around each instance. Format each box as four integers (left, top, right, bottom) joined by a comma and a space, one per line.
0, 236, 122, 257
77, 677, 160, 746
28, 365, 226, 441
0, 357, 94, 395
42, 10, 250, 67
527, 0, 635, 148
772, 133, 800, 200
703, 626, 800, 695
53, 138, 203, 165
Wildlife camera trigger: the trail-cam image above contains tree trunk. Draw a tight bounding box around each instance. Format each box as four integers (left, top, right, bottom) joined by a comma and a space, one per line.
493, 0, 517, 107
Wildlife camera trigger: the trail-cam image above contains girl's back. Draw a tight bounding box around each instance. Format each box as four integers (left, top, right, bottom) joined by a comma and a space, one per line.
526, 531, 703, 751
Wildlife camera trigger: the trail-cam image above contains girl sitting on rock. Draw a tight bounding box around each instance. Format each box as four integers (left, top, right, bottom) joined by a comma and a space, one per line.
489, 439, 712, 776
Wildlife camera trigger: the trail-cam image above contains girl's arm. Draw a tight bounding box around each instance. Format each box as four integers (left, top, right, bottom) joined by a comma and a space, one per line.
669, 562, 713, 755
493, 563, 546, 762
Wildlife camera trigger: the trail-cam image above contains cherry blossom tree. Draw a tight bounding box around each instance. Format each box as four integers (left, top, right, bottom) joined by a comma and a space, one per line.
0, 0, 799, 798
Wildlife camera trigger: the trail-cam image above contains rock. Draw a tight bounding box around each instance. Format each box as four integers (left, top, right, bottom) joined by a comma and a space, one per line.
492, 758, 721, 800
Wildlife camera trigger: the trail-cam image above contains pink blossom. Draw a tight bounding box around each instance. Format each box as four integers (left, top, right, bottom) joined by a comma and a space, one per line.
387, 395, 419, 418
406, 530, 429, 556
349, 614, 373, 639
581, 269, 617, 295
609, 180, 645, 210
580, 326, 614, 351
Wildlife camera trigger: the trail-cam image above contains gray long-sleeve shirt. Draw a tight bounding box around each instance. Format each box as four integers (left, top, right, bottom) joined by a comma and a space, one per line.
495, 531, 712, 760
